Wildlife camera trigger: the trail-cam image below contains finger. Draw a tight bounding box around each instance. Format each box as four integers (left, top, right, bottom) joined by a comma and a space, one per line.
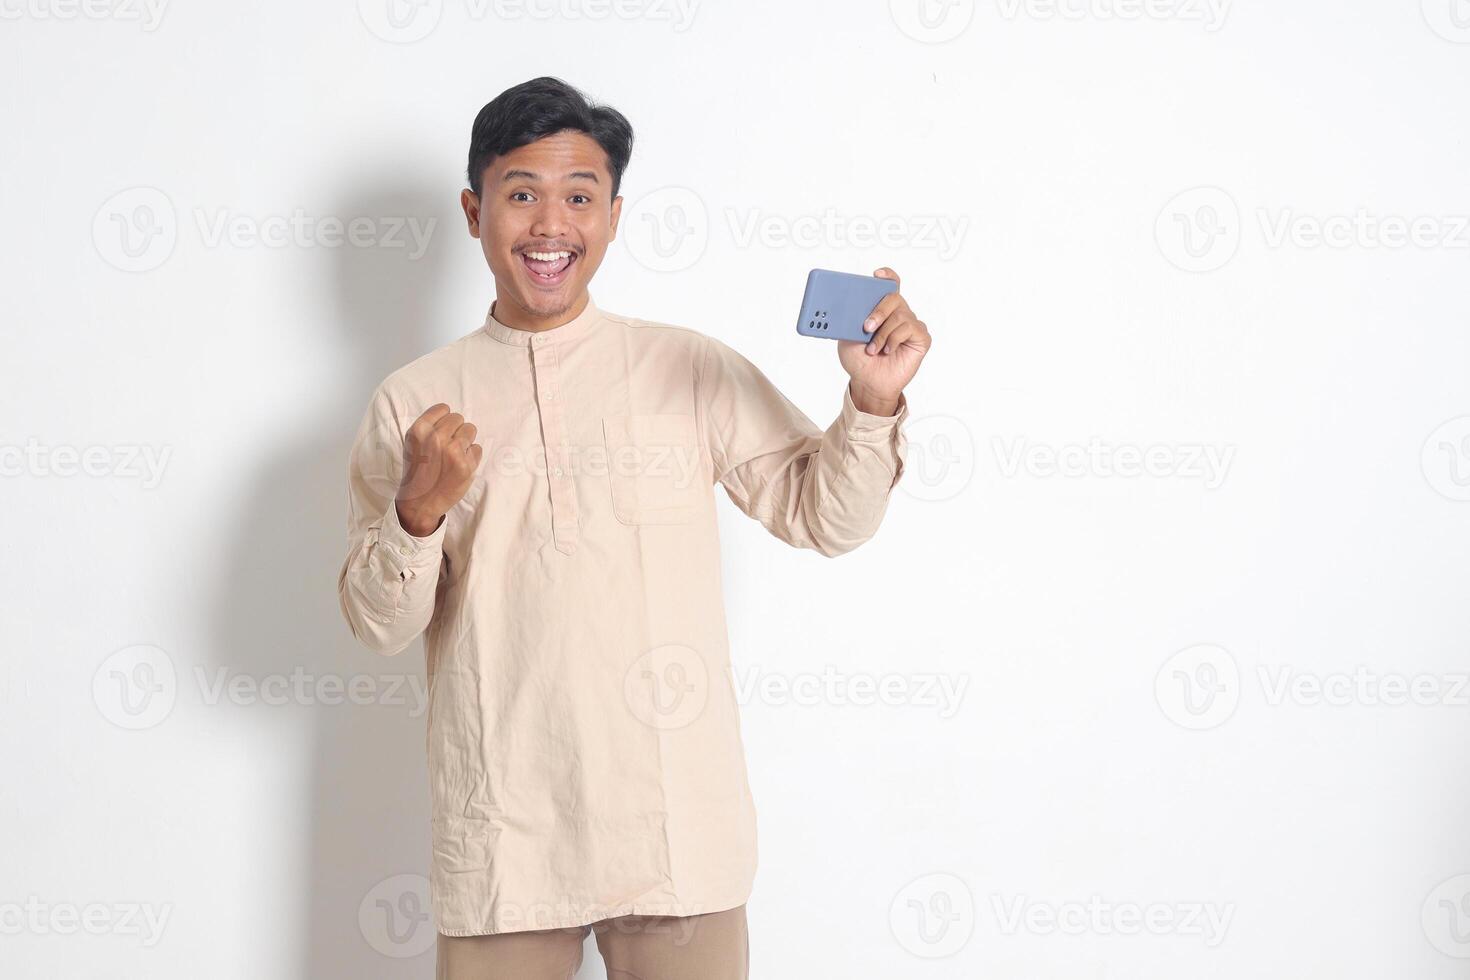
410, 403, 451, 441
877, 320, 914, 355
907, 320, 933, 352
879, 321, 918, 355
450, 422, 478, 450
863, 292, 907, 334
868, 313, 915, 354
873, 267, 902, 289
431, 412, 465, 441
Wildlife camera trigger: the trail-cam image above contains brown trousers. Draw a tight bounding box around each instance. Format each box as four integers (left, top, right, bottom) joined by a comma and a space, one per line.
436, 905, 749, 980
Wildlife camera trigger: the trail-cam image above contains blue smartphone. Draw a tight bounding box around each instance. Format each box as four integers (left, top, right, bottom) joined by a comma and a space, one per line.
795, 268, 897, 342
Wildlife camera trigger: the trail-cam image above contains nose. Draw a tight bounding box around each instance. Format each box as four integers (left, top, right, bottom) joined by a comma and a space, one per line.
528, 199, 570, 242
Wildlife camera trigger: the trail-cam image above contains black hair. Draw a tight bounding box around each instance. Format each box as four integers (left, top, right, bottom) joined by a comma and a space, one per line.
466, 77, 634, 200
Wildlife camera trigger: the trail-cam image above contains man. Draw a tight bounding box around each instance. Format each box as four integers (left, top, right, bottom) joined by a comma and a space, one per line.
337, 76, 931, 980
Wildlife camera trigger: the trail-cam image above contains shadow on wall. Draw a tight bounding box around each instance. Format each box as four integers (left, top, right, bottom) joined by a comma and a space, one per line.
208, 166, 464, 980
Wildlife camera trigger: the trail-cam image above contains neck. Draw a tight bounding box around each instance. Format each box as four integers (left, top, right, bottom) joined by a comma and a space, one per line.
491, 290, 589, 332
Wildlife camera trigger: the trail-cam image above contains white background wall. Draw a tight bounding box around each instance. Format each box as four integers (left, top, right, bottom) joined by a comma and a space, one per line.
5, 1, 1470, 977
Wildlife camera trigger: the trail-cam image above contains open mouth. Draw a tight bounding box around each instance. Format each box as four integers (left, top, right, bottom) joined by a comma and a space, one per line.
519, 248, 578, 288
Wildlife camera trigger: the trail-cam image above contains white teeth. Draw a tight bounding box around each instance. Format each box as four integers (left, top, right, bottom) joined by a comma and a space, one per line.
524, 250, 572, 261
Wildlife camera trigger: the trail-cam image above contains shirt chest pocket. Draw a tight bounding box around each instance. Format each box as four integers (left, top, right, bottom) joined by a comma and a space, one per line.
601, 413, 702, 525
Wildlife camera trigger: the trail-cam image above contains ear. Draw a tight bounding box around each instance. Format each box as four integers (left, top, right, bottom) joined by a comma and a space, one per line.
460, 188, 481, 239
608, 194, 623, 242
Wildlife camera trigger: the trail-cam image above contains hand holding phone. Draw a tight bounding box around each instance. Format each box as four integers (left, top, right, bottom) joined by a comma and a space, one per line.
795, 269, 898, 342
795, 266, 933, 415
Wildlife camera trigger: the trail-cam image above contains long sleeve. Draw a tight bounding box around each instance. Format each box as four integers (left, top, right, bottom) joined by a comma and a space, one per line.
696, 335, 908, 557
337, 384, 447, 656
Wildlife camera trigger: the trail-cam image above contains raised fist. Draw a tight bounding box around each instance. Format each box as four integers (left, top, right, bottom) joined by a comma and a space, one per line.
395, 403, 483, 537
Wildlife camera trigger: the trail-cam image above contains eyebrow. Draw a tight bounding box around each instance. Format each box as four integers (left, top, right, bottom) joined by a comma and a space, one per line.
501, 169, 601, 184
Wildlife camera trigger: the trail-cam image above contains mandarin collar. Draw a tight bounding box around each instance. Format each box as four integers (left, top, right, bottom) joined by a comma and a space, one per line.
482, 294, 602, 347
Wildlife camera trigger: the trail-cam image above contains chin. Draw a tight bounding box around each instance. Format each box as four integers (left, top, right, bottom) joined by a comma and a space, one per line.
517, 286, 578, 319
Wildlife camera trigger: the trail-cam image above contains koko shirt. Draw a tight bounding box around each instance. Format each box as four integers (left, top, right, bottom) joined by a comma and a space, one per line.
337, 295, 908, 936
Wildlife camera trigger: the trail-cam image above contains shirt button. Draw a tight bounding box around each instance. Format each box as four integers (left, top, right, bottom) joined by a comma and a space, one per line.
553, 466, 564, 477
399, 546, 412, 556
545, 391, 555, 400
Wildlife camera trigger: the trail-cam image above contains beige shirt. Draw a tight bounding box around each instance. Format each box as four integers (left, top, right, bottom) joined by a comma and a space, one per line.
337, 295, 909, 936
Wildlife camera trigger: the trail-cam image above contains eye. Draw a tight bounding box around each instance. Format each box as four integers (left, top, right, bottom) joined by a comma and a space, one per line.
511, 191, 535, 203
570, 194, 591, 206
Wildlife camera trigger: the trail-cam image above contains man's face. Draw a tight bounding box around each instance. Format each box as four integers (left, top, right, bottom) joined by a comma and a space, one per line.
461, 129, 622, 326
